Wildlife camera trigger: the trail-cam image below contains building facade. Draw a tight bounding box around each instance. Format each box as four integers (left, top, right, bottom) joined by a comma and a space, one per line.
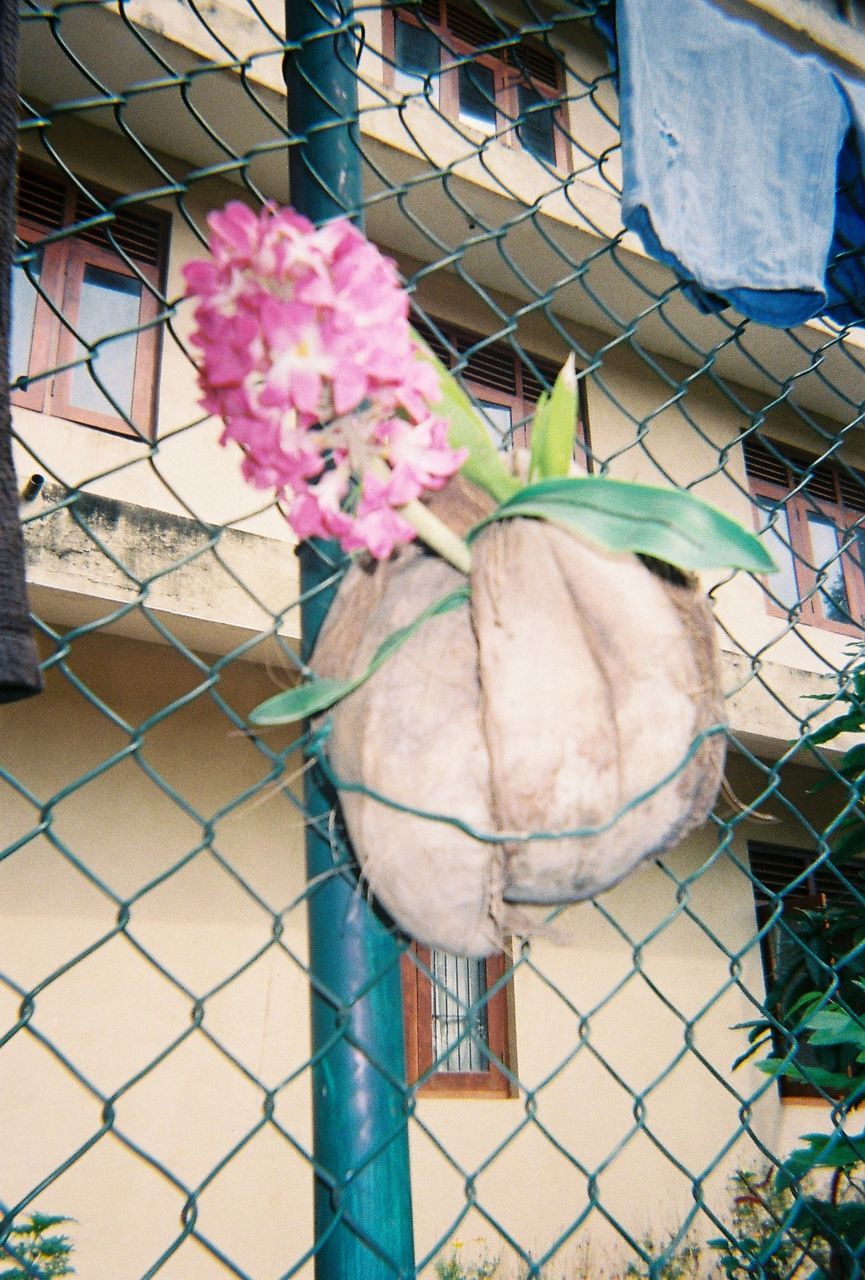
2, 1, 864, 1275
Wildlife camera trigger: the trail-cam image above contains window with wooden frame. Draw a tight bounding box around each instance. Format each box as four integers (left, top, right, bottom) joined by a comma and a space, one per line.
744, 437, 865, 634
12, 164, 167, 439
414, 315, 590, 458
402, 944, 514, 1097
383, 1, 569, 169
748, 842, 865, 1100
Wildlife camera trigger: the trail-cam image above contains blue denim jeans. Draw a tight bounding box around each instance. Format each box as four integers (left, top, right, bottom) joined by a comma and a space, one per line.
617, 0, 865, 326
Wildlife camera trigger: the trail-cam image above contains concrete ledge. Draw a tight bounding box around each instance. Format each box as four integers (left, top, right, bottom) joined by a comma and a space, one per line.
21, 486, 862, 760
722, 649, 852, 763
23, 485, 303, 662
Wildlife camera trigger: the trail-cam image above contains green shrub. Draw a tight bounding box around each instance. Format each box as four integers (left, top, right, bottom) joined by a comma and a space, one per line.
435, 1240, 501, 1280
0, 1214, 75, 1280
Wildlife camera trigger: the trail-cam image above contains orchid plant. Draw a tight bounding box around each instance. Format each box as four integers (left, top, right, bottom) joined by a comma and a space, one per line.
184, 201, 471, 569
184, 201, 774, 725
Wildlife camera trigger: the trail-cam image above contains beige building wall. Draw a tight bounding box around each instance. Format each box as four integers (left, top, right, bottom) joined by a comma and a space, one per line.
0, 631, 840, 1277
3, 3, 861, 1276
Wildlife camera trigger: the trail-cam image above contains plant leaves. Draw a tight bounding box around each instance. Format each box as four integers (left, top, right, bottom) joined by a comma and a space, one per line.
529, 355, 577, 482
807, 710, 865, 745
828, 824, 865, 864
830, 742, 865, 775
249, 586, 471, 726
797, 1198, 865, 1249
467, 476, 777, 572
776, 1131, 865, 1189
803, 1007, 865, 1051
756, 1059, 855, 1090
411, 330, 520, 503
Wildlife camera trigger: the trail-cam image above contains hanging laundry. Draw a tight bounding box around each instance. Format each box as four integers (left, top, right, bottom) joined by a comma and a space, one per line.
615, 0, 865, 327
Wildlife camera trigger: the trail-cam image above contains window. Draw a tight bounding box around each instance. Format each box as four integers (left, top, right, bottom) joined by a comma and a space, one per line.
414, 315, 590, 458
749, 842, 865, 1099
402, 944, 514, 1097
12, 164, 167, 439
744, 438, 865, 633
385, 1, 568, 168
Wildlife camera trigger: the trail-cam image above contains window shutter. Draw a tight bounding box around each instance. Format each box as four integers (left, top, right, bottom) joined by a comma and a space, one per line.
462, 340, 518, 395
412, 316, 457, 367
749, 842, 865, 905
74, 193, 163, 267
412, 314, 568, 409
744, 436, 865, 513
514, 41, 559, 89
837, 470, 865, 512
445, 2, 506, 49
413, 0, 442, 21
748, 844, 811, 898
742, 437, 790, 487
521, 356, 559, 404
16, 167, 67, 231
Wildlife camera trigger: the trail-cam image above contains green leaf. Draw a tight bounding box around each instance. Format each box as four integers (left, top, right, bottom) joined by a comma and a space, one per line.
834, 743, 865, 774
829, 824, 865, 863
776, 1131, 865, 1189
411, 330, 519, 503
249, 586, 471, 726
797, 1198, 865, 1249
756, 1059, 855, 1090
529, 355, 577, 482
807, 711, 865, 745
803, 1007, 865, 1051
468, 476, 777, 572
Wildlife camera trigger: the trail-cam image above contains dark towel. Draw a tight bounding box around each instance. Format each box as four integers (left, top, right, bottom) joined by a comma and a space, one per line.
0, 0, 41, 701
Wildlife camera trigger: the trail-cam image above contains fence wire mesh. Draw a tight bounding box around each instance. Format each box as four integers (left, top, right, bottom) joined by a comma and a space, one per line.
3, 1, 865, 1277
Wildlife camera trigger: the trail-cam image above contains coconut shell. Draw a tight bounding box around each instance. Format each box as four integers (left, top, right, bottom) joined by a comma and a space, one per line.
312, 478, 726, 957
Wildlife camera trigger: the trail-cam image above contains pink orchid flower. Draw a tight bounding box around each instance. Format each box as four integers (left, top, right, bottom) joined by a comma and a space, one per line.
184, 201, 467, 560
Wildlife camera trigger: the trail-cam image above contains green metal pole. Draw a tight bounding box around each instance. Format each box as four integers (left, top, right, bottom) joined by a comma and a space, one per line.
284, 4, 416, 1277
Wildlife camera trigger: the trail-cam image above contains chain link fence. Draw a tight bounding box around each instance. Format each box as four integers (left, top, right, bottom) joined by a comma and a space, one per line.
2, 0, 865, 1276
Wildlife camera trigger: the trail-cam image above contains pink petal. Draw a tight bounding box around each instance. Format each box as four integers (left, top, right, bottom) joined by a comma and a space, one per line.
331, 363, 368, 416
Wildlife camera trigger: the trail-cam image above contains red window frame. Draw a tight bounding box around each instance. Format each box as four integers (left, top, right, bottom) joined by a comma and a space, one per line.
12, 164, 166, 440
401, 944, 514, 1098
414, 314, 591, 460
12, 223, 61, 415
753, 890, 826, 1102
748, 842, 864, 1101
745, 439, 865, 636
382, 2, 570, 170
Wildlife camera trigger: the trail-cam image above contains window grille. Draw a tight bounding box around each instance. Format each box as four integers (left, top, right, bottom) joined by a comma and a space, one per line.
4, 2, 865, 1276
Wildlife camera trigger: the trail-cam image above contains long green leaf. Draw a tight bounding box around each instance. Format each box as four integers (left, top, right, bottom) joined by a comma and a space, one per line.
529, 355, 577, 482
754, 1059, 855, 1091
412, 329, 520, 503
776, 1131, 865, 1189
249, 586, 470, 726
803, 1007, 865, 1050
468, 476, 777, 573
797, 1198, 865, 1250
808, 710, 865, 745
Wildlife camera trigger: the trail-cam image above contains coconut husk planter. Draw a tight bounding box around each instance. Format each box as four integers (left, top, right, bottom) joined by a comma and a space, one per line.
311, 476, 726, 958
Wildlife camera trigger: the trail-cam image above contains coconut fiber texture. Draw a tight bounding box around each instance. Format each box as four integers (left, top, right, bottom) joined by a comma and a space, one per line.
312, 478, 726, 957
0, 0, 41, 704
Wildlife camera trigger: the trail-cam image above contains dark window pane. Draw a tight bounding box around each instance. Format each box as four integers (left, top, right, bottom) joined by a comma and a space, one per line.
458, 61, 496, 133
755, 496, 799, 612
807, 514, 852, 623
69, 265, 142, 418
11, 247, 43, 384
517, 84, 556, 164
394, 19, 440, 102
